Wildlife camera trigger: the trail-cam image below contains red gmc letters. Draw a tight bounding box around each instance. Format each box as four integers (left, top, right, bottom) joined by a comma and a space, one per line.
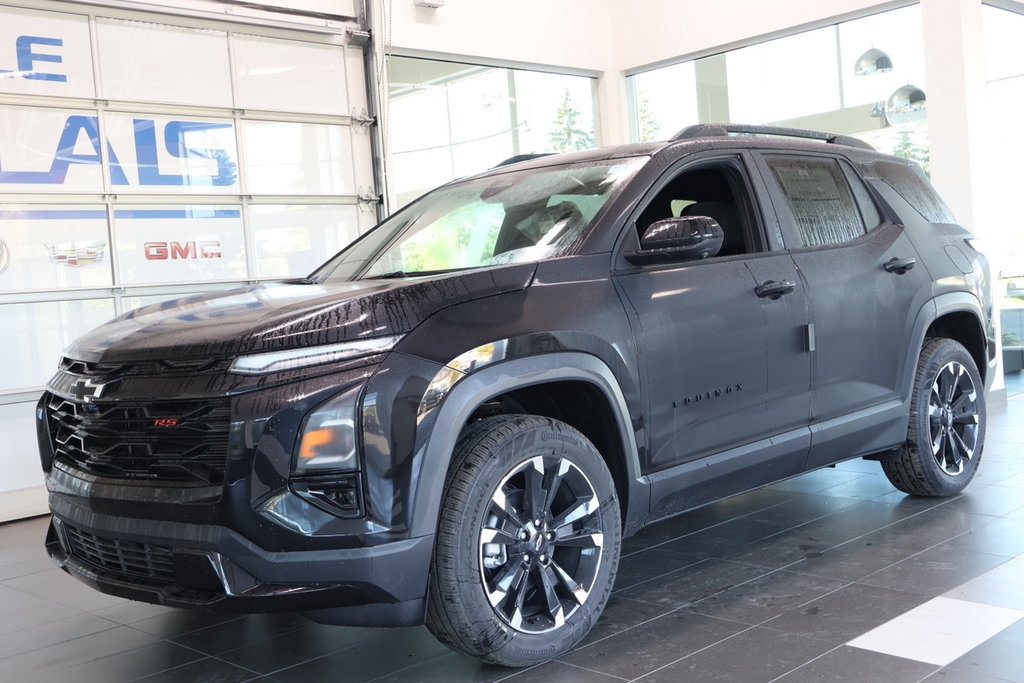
144, 241, 221, 260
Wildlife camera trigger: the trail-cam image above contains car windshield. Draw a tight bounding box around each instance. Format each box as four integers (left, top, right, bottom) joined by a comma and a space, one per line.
312, 158, 646, 281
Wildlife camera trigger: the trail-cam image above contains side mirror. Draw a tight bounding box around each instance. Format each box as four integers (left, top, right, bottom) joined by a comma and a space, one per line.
625, 216, 724, 265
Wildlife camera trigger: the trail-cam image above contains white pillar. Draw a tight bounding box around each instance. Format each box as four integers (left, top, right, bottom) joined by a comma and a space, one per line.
920, 0, 985, 231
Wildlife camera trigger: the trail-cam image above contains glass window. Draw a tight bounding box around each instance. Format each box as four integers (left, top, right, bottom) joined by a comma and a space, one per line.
112, 206, 246, 285
871, 160, 953, 224
233, 34, 348, 115
251, 204, 360, 278
629, 61, 697, 142
388, 56, 597, 207
243, 121, 354, 195
0, 298, 115, 392
103, 112, 239, 193
0, 6, 95, 99
319, 160, 645, 281
0, 205, 112, 293
626, 6, 928, 162
767, 156, 866, 248
0, 105, 104, 193
96, 18, 232, 107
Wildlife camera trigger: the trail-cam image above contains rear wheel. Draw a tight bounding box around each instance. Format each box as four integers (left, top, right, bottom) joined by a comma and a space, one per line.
425, 415, 620, 667
882, 338, 985, 496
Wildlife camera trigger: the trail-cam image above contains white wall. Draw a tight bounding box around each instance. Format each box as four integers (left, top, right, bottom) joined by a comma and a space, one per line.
608, 0, 903, 70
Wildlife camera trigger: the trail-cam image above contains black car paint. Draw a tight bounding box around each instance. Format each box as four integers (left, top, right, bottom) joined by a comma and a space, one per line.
38, 134, 994, 627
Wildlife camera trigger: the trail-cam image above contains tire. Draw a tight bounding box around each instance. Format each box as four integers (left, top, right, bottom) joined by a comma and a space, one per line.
882, 338, 986, 496
425, 414, 621, 667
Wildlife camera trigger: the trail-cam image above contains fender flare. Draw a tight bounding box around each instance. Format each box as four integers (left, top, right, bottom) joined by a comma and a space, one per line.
406, 352, 648, 539
902, 291, 987, 397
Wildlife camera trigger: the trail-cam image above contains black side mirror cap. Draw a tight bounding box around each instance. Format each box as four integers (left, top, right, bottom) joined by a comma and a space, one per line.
624, 216, 725, 265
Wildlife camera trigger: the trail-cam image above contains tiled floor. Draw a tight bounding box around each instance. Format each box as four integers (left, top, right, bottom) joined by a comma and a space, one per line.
1, 394, 1022, 682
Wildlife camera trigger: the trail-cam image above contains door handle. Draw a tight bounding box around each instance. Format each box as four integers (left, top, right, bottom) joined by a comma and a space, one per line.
755, 280, 796, 300
883, 256, 916, 275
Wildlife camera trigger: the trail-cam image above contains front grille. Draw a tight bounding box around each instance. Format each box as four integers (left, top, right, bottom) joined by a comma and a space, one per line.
59, 356, 233, 379
62, 523, 175, 583
46, 394, 232, 484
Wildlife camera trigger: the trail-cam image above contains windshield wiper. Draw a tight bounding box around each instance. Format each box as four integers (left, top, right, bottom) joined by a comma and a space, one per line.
359, 268, 463, 280
360, 270, 412, 280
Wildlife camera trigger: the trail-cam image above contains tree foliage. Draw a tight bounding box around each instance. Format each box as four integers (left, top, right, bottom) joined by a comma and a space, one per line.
549, 89, 594, 153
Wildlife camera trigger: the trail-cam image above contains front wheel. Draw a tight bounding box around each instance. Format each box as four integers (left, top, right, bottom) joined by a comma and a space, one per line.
425, 415, 621, 667
883, 337, 986, 496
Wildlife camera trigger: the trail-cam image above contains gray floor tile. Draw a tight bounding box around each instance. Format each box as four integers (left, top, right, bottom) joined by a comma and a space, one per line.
614, 547, 702, 590
171, 613, 309, 656
41, 640, 206, 683
616, 558, 773, 608
686, 569, 848, 625
636, 627, 836, 683
922, 668, 1017, 682
858, 544, 1012, 597
0, 612, 120, 660
763, 583, 930, 644
557, 609, 746, 679
581, 595, 674, 645
944, 617, 1024, 681
0, 624, 162, 676
131, 656, 263, 683
267, 625, 450, 682
773, 645, 938, 682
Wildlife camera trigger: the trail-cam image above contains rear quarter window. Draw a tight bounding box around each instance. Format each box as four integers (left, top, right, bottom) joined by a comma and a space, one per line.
869, 160, 956, 224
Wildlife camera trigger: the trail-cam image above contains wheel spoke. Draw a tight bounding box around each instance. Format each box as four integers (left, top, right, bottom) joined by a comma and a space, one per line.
541, 458, 571, 518
552, 529, 604, 549
480, 526, 521, 546
931, 423, 945, 455
524, 456, 547, 521
950, 427, 973, 463
550, 495, 600, 531
953, 411, 979, 426
487, 560, 527, 609
549, 558, 590, 606
490, 487, 527, 530
537, 564, 565, 628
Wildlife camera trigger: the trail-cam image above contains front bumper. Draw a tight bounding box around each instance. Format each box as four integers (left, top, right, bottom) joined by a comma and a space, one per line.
45, 497, 434, 626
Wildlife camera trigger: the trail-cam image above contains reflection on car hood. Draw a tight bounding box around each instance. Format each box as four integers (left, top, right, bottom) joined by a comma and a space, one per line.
65, 265, 536, 362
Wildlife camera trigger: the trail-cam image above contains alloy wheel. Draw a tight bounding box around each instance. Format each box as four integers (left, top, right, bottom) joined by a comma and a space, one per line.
478, 454, 604, 634
929, 360, 980, 475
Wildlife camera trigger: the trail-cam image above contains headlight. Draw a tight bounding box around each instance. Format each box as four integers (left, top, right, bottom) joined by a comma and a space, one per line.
295, 386, 361, 473
229, 335, 402, 375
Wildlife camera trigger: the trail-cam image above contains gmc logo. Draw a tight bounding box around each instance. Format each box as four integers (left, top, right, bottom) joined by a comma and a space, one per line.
144, 241, 221, 260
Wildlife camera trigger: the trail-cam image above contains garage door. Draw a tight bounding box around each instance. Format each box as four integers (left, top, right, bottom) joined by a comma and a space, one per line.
0, 0, 381, 519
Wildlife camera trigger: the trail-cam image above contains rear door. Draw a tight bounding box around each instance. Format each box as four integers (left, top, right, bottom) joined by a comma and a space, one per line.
756, 153, 933, 468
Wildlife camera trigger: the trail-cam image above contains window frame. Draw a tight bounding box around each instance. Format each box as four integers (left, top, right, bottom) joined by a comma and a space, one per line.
613, 150, 784, 272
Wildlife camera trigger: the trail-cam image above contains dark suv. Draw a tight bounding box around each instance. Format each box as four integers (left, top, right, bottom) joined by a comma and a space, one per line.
38, 124, 994, 666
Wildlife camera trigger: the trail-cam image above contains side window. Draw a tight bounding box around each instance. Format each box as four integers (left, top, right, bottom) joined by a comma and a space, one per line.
870, 160, 956, 224
766, 156, 868, 248
635, 163, 762, 257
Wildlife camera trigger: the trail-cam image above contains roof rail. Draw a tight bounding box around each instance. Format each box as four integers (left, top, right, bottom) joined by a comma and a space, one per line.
493, 153, 555, 168
671, 124, 875, 151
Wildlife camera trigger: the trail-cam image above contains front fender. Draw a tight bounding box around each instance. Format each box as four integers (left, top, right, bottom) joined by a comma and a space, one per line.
406, 351, 648, 539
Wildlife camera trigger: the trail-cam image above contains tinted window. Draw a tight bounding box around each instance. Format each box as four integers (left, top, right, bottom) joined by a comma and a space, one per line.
636, 163, 763, 257
870, 160, 956, 224
767, 156, 866, 248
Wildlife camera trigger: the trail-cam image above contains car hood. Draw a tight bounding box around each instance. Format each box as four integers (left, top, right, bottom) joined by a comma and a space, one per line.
64, 265, 536, 363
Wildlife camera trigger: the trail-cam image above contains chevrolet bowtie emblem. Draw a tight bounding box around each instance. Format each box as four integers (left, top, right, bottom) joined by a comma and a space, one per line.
71, 378, 106, 403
